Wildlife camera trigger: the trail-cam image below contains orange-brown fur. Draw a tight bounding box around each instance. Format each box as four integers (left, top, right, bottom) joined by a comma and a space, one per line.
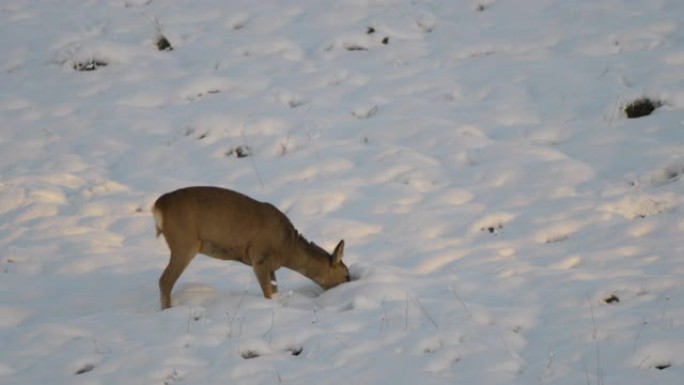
153, 186, 349, 309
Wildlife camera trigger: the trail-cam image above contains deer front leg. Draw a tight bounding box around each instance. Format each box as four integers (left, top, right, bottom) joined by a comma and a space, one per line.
253, 261, 274, 299
270, 270, 278, 295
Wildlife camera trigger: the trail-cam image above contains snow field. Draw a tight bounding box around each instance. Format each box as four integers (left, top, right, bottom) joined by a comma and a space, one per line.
1, 0, 684, 384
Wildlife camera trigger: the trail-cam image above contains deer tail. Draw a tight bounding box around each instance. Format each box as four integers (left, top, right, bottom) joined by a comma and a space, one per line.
152, 205, 163, 238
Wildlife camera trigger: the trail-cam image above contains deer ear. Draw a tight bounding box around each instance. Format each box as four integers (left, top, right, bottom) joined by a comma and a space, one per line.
332, 240, 345, 264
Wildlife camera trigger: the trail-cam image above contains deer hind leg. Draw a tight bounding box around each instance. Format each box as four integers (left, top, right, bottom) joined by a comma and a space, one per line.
159, 240, 200, 310
253, 261, 274, 299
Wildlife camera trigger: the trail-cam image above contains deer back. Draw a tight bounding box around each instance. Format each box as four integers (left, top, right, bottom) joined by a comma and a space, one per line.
154, 186, 295, 261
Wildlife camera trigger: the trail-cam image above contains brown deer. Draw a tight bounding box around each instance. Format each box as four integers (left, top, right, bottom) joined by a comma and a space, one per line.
153, 186, 349, 309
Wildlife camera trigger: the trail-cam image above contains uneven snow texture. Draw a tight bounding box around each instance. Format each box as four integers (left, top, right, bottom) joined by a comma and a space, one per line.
1, 1, 683, 384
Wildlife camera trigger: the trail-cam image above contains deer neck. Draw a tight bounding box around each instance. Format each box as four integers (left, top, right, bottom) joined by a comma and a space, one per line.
282, 235, 331, 286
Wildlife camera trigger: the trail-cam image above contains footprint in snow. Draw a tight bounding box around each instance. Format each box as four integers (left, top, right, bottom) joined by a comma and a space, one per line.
240, 346, 303, 359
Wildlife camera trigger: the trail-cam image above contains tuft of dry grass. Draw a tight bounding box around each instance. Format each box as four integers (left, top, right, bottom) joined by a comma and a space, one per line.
624, 98, 663, 119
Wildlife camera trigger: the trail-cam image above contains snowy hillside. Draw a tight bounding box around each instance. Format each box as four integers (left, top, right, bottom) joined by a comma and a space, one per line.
1, 0, 683, 384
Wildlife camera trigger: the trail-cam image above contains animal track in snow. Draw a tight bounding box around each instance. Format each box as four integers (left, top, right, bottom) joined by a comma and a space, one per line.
269, 89, 304, 108
240, 345, 303, 359
472, 213, 516, 235
415, 12, 438, 33
646, 160, 684, 186
603, 195, 673, 220
331, 31, 390, 52
73, 58, 108, 72
535, 221, 583, 244
352, 105, 378, 119
177, 77, 231, 101
235, 39, 305, 61
74, 363, 95, 375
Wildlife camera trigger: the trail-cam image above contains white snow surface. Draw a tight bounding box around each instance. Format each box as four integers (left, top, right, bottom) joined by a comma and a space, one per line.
1, 1, 684, 384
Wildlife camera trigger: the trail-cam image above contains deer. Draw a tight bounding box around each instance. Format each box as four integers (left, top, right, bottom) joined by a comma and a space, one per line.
152, 186, 350, 309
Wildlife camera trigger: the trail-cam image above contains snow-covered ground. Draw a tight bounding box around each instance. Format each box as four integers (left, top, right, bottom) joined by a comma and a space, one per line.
1, 0, 683, 384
